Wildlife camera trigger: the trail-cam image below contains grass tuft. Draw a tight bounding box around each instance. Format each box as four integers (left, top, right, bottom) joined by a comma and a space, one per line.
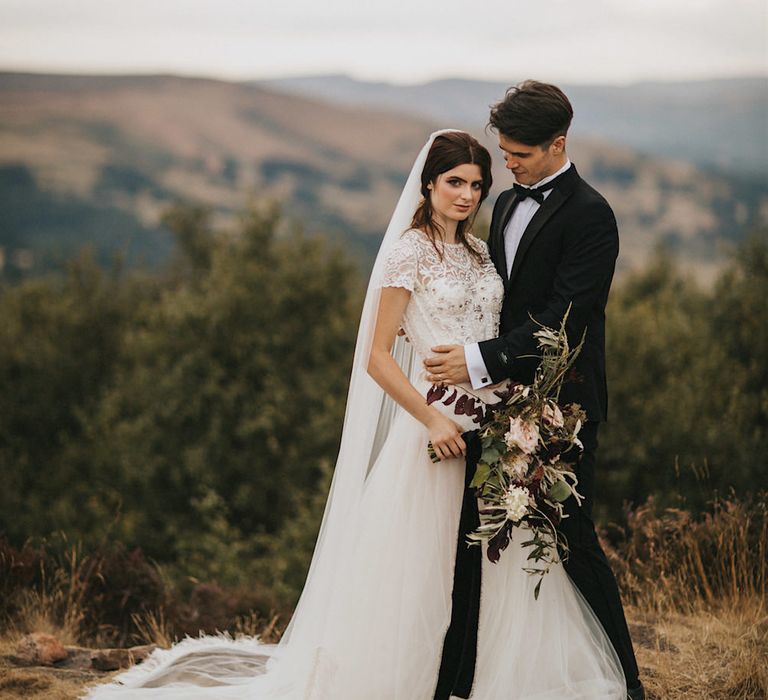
1, 494, 765, 698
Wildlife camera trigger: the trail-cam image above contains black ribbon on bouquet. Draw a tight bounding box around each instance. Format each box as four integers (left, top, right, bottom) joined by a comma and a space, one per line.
433, 430, 482, 700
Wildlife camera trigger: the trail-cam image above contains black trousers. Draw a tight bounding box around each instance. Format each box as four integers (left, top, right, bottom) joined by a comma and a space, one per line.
433, 433, 482, 700
560, 421, 640, 689
434, 425, 640, 697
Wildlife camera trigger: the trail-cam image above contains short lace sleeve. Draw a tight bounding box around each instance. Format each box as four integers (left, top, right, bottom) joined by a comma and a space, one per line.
467, 234, 490, 258
468, 235, 496, 268
380, 232, 419, 291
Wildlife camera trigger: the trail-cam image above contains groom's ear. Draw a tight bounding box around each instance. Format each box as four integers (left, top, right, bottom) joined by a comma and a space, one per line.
550, 135, 566, 155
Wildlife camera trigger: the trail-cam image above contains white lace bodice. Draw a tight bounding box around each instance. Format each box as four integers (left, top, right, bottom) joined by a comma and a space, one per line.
381, 229, 504, 360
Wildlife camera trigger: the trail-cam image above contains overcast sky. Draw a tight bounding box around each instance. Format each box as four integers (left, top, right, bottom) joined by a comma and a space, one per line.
0, 0, 765, 84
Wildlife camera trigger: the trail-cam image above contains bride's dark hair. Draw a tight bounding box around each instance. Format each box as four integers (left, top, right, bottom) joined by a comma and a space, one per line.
410, 131, 492, 262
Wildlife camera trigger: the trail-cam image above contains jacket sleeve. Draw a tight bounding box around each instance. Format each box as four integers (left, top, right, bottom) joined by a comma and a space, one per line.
478, 200, 618, 383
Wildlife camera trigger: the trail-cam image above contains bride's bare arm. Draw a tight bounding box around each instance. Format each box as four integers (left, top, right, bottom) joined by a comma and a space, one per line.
367, 287, 466, 460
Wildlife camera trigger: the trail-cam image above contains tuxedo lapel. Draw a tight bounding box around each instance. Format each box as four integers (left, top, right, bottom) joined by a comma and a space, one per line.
506, 166, 580, 288
491, 192, 518, 284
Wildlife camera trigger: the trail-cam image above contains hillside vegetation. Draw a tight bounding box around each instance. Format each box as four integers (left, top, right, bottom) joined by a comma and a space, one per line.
0, 205, 765, 697
1, 203, 765, 598
1, 72, 765, 282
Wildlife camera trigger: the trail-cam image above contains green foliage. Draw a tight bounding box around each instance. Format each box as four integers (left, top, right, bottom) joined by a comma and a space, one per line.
0, 206, 764, 610
80, 204, 360, 587
0, 254, 151, 537
1, 203, 360, 603
600, 230, 768, 518
249, 460, 332, 607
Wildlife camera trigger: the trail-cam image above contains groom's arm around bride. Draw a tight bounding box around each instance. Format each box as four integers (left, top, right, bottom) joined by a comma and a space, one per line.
426, 80, 645, 700
426, 82, 616, 423
475, 167, 618, 421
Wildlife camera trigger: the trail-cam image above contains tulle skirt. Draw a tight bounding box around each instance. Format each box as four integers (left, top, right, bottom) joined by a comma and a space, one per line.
83, 404, 625, 699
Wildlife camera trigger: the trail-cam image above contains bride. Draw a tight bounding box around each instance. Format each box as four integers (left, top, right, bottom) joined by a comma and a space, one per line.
84, 130, 625, 699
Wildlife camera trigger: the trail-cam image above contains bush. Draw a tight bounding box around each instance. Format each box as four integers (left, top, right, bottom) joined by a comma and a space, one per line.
1, 202, 361, 605
600, 231, 768, 519
0, 535, 284, 647
604, 492, 768, 613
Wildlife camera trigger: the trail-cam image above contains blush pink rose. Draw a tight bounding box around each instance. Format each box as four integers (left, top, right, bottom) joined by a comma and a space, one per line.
542, 402, 565, 429
504, 417, 540, 455
503, 452, 531, 479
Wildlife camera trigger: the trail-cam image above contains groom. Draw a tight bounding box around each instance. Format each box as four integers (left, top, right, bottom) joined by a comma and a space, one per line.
425, 80, 644, 700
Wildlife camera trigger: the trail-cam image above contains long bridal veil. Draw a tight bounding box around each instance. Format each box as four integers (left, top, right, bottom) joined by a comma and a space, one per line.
85, 130, 461, 699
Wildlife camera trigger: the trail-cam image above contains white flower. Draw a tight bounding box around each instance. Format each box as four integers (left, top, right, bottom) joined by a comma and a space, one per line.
573, 418, 583, 449
503, 453, 530, 479
542, 402, 565, 428
504, 417, 540, 454
504, 485, 532, 522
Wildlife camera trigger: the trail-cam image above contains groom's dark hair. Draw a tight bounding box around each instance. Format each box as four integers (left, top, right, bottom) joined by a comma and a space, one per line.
489, 80, 573, 147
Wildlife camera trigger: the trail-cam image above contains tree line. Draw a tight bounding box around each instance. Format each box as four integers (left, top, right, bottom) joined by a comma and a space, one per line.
1, 203, 765, 606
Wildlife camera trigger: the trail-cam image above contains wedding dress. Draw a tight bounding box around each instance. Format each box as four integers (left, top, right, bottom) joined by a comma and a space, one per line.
84, 132, 625, 700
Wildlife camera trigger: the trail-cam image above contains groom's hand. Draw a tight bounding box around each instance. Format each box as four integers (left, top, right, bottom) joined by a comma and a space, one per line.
424, 345, 470, 385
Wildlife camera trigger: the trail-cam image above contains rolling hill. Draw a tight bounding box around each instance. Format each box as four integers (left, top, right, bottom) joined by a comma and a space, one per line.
0, 72, 765, 281
258, 75, 768, 176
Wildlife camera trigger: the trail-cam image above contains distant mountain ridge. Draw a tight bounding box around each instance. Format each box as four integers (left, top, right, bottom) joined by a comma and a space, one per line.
257, 75, 768, 176
0, 72, 765, 281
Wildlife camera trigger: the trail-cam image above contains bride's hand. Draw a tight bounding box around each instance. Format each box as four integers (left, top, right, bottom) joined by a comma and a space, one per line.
427, 411, 466, 461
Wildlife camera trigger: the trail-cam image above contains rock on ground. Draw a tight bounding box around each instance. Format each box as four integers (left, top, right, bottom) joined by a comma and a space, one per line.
13, 633, 68, 666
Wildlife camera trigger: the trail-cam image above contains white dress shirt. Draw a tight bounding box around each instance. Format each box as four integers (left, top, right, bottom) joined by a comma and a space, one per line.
465, 160, 572, 389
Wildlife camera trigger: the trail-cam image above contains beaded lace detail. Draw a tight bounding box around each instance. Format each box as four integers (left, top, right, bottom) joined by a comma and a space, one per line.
381, 229, 504, 361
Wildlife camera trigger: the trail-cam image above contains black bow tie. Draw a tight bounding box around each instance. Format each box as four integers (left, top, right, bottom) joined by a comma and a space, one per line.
512, 180, 557, 204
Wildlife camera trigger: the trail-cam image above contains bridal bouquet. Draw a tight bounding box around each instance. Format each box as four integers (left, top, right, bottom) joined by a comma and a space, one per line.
427, 311, 586, 598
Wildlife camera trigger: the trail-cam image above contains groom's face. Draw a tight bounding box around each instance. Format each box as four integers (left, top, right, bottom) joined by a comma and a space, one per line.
498, 133, 565, 186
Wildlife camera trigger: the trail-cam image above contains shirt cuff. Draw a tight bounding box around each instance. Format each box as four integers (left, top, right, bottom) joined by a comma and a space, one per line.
465, 343, 492, 389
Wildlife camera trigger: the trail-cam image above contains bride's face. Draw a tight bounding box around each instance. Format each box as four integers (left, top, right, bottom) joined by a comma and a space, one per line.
428, 163, 484, 225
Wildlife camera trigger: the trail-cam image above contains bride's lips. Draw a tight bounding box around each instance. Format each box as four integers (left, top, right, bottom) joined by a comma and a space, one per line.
454, 204, 472, 213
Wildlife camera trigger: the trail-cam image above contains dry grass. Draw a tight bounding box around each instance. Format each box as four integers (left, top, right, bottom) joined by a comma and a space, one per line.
2, 546, 91, 648
606, 494, 768, 699
608, 496, 767, 613
1, 495, 766, 698
629, 600, 767, 699
129, 609, 173, 650
0, 635, 113, 700
4, 605, 763, 700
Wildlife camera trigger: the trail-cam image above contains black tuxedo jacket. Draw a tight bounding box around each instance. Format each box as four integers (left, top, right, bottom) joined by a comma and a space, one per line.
478, 165, 618, 422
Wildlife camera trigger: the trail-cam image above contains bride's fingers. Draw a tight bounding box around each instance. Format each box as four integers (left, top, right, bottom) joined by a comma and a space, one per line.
439, 438, 463, 459
448, 430, 466, 455
434, 428, 467, 460
451, 438, 466, 457
438, 442, 457, 461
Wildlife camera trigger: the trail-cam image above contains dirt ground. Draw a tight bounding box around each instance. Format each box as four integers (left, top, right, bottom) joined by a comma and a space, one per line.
0, 608, 765, 700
